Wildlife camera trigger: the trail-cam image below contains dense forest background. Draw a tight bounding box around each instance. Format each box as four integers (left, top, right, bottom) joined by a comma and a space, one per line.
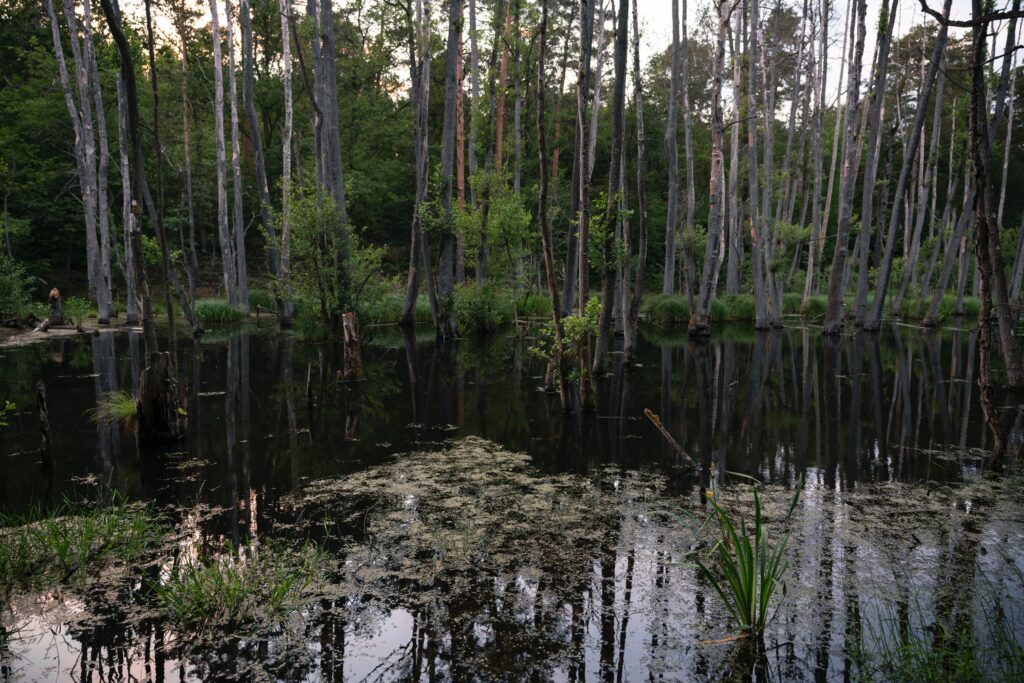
2, 0, 1023, 399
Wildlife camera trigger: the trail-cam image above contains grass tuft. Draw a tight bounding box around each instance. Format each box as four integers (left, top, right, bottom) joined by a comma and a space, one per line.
88, 390, 137, 424
152, 541, 324, 631
642, 294, 691, 324
0, 498, 164, 594
195, 299, 248, 324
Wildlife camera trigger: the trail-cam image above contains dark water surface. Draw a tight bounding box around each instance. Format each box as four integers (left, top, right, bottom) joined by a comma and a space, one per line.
0, 321, 1022, 681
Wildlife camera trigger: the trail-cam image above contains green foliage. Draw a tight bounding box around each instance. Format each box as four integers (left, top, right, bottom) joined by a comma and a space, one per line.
0, 251, 32, 319
195, 299, 248, 324
695, 478, 803, 636
517, 292, 553, 319
455, 283, 512, 335
0, 400, 14, 429
0, 499, 163, 594
62, 295, 94, 322
88, 390, 137, 424
152, 541, 323, 631
530, 297, 602, 379
141, 234, 163, 270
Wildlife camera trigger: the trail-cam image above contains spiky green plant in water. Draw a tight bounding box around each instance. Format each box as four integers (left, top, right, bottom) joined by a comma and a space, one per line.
696, 477, 803, 636
88, 390, 138, 424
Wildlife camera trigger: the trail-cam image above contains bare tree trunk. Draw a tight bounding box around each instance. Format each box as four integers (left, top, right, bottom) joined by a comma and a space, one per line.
802, 0, 829, 305
241, 0, 287, 321
468, 0, 480, 205
866, 0, 951, 331
81, 0, 112, 324
691, 0, 727, 337
923, 179, 975, 326
576, 0, 596, 409
623, 0, 647, 366
116, 74, 138, 326
593, 0, 628, 375
852, 0, 898, 324
679, 0, 696, 305
662, 0, 681, 295
537, 0, 569, 409
893, 56, 946, 315
47, 0, 101, 319
437, 0, 462, 339
967, 0, 1024, 387
226, 0, 249, 311
745, 0, 769, 328
210, 0, 237, 305
822, 0, 866, 336
280, 0, 295, 328
725, 16, 743, 295
98, 0, 157, 356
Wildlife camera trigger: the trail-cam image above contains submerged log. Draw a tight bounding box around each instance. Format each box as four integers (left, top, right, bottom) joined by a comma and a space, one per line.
36, 379, 51, 459
644, 408, 695, 467
341, 311, 363, 381
137, 351, 187, 444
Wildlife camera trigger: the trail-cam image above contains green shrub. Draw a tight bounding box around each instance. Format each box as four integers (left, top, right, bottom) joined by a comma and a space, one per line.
0, 252, 32, 319
642, 294, 690, 324
717, 293, 756, 321
782, 292, 802, 315
455, 283, 512, 334
802, 294, 827, 317
518, 292, 553, 319
247, 288, 276, 310
195, 299, 248, 324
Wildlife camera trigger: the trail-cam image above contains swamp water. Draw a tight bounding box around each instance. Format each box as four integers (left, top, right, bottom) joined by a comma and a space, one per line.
0, 322, 1022, 681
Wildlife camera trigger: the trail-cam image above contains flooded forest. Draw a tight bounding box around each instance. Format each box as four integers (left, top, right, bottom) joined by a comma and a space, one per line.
1, 0, 1023, 679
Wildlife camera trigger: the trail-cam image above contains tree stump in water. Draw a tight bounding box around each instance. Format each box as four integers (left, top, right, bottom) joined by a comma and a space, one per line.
48, 288, 64, 326
341, 311, 363, 381
138, 351, 187, 444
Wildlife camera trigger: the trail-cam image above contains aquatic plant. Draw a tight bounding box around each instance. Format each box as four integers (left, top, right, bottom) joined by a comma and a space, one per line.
695, 478, 803, 637
153, 541, 323, 631
195, 299, 248, 323
0, 499, 164, 593
88, 390, 137, 424
642, 293, 691, 324
0, 400, 14, 429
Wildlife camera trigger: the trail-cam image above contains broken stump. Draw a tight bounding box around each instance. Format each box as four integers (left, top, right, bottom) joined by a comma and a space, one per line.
138, 351, 187, 444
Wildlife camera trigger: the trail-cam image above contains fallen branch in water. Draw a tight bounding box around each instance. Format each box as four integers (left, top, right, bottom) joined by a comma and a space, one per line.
644, 408, 695, 467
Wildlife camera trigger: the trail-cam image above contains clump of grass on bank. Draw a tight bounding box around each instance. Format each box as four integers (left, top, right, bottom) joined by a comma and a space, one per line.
195, 299, 248, 324
801, 294, 827, 317
88, 390, 137, 424
455, 284, 514, 335
152, 541, 324, 631
0, 499, 164, 594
